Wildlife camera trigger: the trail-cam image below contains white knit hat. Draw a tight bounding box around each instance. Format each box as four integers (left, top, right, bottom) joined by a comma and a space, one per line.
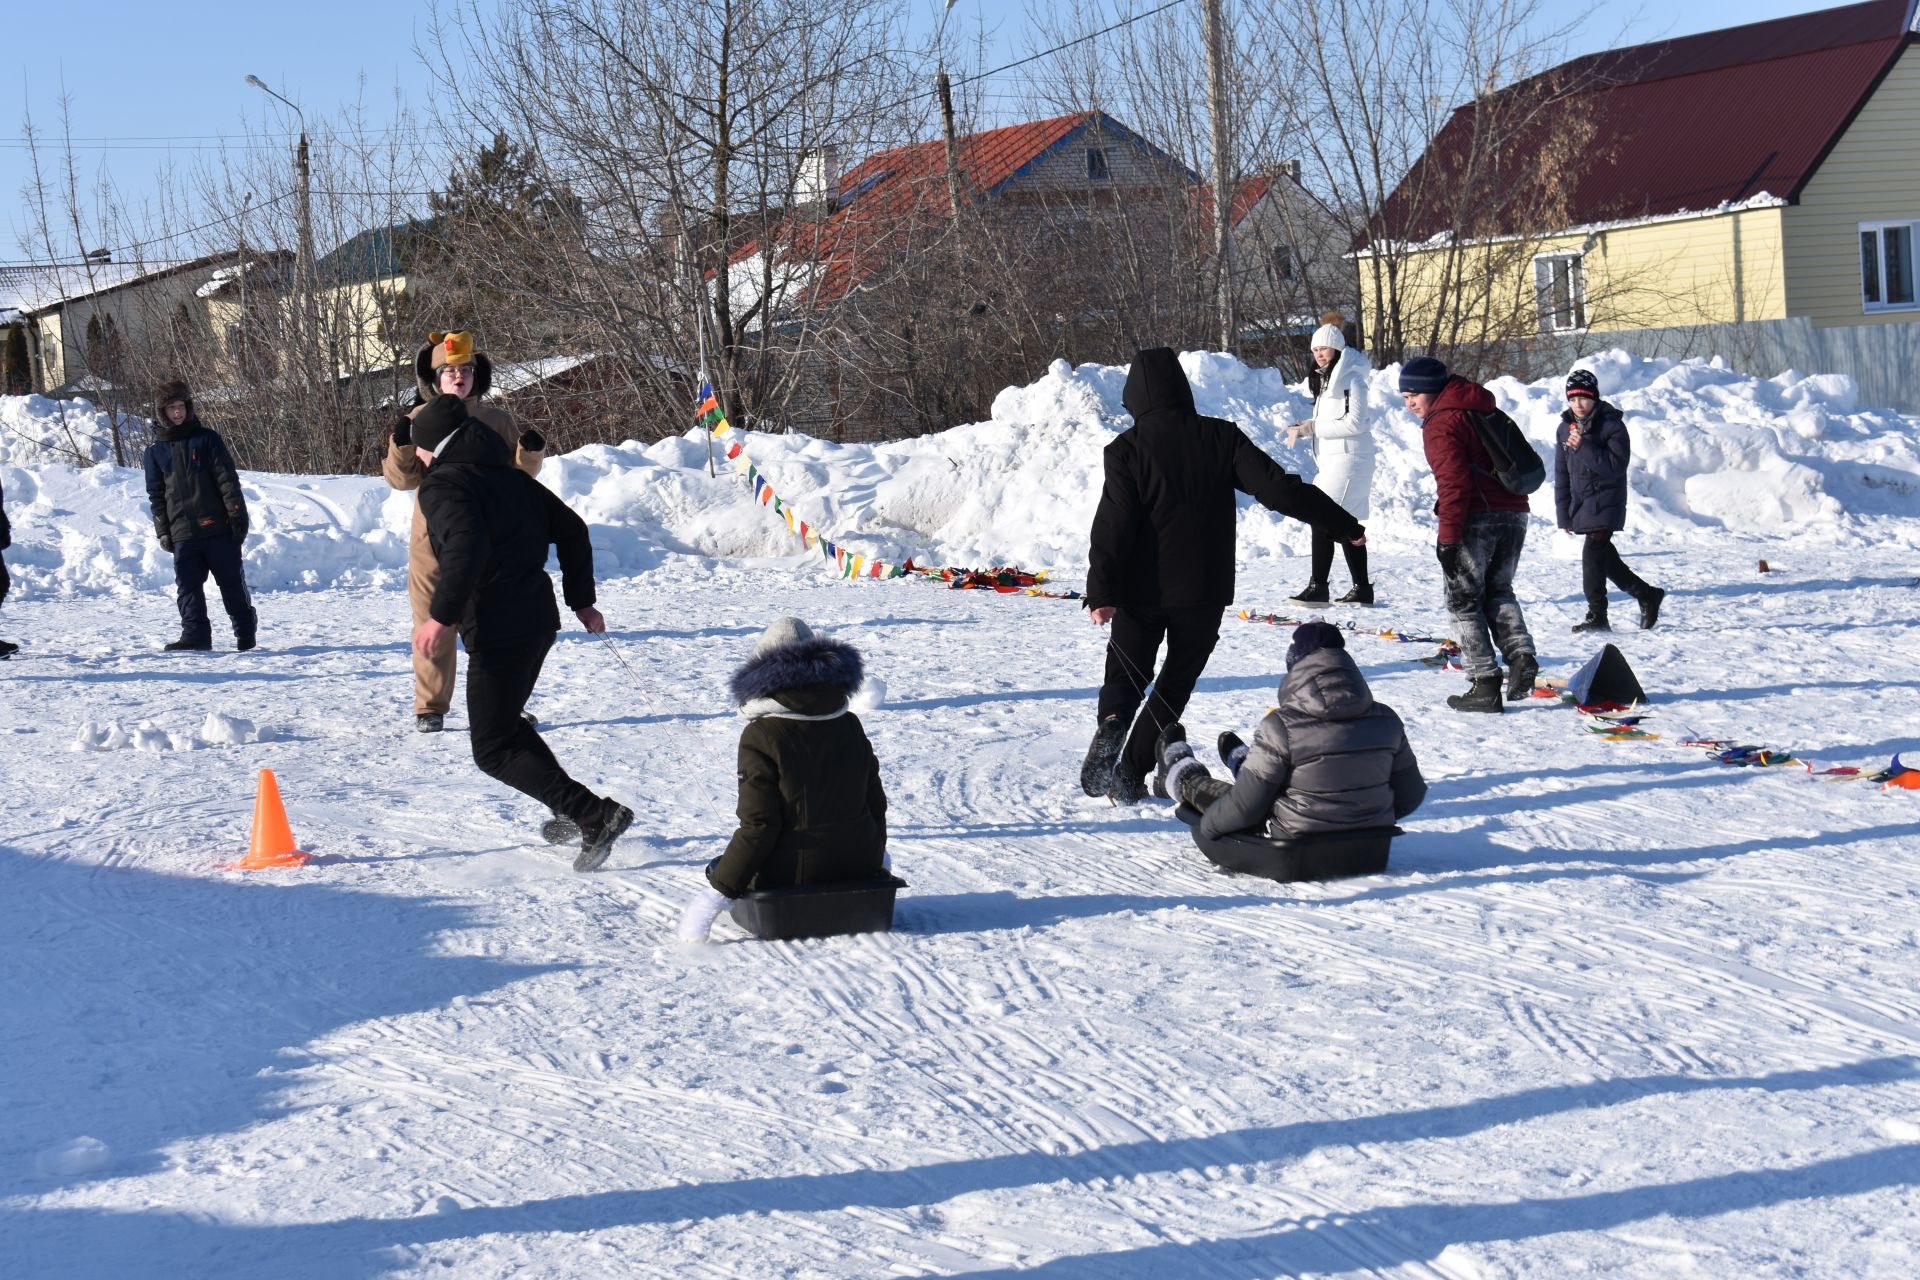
1309, 322, 1346, 352
754, 616, 815, 655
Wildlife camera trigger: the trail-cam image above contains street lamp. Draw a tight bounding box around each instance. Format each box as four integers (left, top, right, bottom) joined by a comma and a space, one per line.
244, 76, 315, 289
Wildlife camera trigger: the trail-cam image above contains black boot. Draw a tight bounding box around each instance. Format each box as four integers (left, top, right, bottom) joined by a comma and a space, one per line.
164, 637, 212, 652
1108, 764, 1149, 805
0, 639, 18, 659
1152, 723, 1190, 799
1217, 730, 1247, 773
1288, 580, 1330, 605
1638, 587, 1666, 630
1334, 582, 1374, 606
1080, 715, 1127, 797
575, 798, 635, 872
1505, 653, 1539, 702
540, 811, 581, 845
1571, 612, 1610, 633
415, 712, 445, 733
1447, 676, 1505, 714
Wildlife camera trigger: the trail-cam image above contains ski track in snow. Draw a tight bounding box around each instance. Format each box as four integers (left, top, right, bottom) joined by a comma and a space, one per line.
3, 548, 1920, 1278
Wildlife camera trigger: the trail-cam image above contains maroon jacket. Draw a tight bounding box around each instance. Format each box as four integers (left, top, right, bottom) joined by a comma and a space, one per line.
1420, 375, 1531, 544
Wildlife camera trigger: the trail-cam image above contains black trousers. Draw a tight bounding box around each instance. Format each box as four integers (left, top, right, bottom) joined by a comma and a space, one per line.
0, 549, 10, 608
173, 536, 256, 645
1310, 529, 1369, 587
1582, 532, 1653, 616
1098, 604, 1224, 781
466, 634, 601, 823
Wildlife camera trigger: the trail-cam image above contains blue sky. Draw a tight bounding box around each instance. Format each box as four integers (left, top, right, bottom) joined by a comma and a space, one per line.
1, 0, 1863, 261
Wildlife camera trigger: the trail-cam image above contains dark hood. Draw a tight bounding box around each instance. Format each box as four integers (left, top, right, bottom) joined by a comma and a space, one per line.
1276, 647, 1376, 721
1122, 348, 1196, 422
427, 414, 514, 468
415, 341, 495, 402
730, 635, 864, 709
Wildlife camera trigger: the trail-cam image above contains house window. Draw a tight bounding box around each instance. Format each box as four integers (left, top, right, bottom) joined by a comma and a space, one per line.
1086, 148, 1109, 181
1860, 221, 1918, 310
1271, 244, 1297, 283
1534, 253, 1586, 333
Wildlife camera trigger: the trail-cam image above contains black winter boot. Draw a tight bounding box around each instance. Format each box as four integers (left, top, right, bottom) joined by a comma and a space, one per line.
1108, 765, 1149, 805
1081, 715, 1127, 797
1505, 653, 1539, 702
0, 639, 17, 659
1217, 730, 1248, 773
1288, 580, 1330, 605
1638, 587, 1666, 630
540, 811, 581, 845
164, 637, 212, 652
1334, 582, 1374, 606
1447, 676, 1505, 714
415, 712, 445, 733
575, 798, 634, 872
1152, 723, 1191, 799
1571, 612, 1610, 633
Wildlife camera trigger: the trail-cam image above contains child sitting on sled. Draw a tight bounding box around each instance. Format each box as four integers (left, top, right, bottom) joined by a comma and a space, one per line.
1155, 621, 1426, 845
677, 617, 888, 942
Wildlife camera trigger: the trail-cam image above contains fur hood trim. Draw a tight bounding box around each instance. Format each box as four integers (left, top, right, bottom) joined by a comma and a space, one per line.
729, 635, 864, 708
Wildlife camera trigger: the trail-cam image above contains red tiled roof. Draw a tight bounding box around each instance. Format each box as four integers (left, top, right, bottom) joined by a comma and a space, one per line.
1373, 0, 1913, 243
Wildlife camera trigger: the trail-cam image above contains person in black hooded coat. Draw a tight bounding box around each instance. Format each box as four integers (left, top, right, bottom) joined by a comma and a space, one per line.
0, 474, 15, 658
1082, 348, 1366, 802
142, 379, 258, 652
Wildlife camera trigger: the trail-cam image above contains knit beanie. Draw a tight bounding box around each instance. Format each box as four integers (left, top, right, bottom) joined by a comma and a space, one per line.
428, 330, 476, 372
1398, 356, 1448, 394
411, 393, 470, 456
754, 616, 815, 656
1566, 368, 1600, 398
1309, 310, 1346, 353
1285, 620, 1345, 669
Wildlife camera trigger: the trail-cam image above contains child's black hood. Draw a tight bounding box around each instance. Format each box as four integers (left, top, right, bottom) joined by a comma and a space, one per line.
729, 635, 864, 708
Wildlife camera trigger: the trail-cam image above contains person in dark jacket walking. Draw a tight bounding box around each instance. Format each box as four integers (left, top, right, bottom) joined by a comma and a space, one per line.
677, 617, 888, 942
1154, 622, 1425, 853
409, 394, 633, 872
0, 475, 15, 659
1403, 356, 1537, 713
143, 380, 258, 652
1556, 369, 1665, 632
1084, 348, 1366, 803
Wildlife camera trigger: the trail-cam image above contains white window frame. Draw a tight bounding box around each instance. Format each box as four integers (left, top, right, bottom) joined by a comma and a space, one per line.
1533, 252, 1587, 334
1859, 219, 1920, 313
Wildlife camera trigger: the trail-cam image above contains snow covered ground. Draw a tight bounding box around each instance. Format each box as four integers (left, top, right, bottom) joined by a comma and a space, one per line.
3, 354, 1920, 1277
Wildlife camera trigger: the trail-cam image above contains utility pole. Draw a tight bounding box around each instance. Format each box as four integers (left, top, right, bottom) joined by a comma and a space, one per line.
1202, 0, 1235, 353
937, 1, 964, 219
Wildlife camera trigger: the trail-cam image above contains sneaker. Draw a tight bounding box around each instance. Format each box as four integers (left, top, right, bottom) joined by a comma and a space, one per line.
575, 799, 634, 872
164, 637, 212, 652
0, 639, 17, 659
1447, 676, 1505, 714
1217, 730, 1248, 774
1080, 716, 1128, 797
415, 712, 445, 734
1152, 723, 1190, 799
1334, 583, 1374, 606
540, 812, 581, 845
1505, 653, 1540, 702
1288, 580, 1330, 605
1639, 587, 1666, 630
1570, 613, 1610, 633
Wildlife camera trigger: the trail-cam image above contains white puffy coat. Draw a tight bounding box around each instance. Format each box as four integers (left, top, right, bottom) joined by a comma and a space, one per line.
1308, 347, 1375, 520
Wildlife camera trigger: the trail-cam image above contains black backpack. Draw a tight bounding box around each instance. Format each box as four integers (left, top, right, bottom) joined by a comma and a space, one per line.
1466, 408, 1546, 495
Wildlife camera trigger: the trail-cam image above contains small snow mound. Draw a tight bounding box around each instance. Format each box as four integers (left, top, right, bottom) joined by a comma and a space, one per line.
851, 676, 887, 713
35, 1136, 111, 1179
1877, 1117, 1920, 1143
431, 1194, 463, 1215
198, 712, 258, 746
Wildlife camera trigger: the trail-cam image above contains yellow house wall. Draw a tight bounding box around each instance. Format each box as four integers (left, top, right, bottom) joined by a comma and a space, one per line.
1783, 41, 1920, 327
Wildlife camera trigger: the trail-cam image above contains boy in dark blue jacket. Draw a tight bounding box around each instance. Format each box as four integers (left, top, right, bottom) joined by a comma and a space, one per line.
143, 379, 258, 652
0, 474, 15, 658
1555, 369, 1665, 632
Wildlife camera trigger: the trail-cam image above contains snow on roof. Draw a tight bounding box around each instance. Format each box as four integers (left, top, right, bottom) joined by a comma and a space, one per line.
0, 259, 206, 314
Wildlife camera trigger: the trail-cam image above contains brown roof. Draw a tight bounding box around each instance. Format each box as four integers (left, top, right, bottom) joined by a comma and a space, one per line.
1373, 0, 1914, 243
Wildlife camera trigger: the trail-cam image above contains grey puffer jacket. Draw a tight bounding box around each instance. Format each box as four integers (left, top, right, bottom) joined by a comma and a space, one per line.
1199, 647, 1425, 840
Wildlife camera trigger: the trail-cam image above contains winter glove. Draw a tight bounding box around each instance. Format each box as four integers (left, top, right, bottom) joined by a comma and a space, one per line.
519, 428, 546, 453
389, 415, 412, 448
1436, 542, 1463, 576
676, 885, 732, 943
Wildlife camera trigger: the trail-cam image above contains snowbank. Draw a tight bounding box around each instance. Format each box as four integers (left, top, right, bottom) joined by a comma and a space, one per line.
4, 349, 1917, 600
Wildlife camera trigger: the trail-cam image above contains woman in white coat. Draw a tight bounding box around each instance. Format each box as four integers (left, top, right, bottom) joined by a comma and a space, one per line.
1286, 314, 1376, 605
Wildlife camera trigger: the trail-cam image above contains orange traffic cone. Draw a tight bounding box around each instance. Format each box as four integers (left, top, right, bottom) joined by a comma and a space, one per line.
234, 769, 309, 870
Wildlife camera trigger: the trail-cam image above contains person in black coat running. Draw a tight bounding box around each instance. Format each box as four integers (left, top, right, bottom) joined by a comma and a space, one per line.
1083, 348, 1366, 802
1555, 369, 1665, 632
410, 394, 634, 871
142, 380, 258, 652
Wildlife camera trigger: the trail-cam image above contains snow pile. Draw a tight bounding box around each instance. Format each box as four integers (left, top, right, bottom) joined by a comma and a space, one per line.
0, 394, 137, 466
73, 712, 281, 753
33, 1136, 111, 1180
4, 351, 1917, 601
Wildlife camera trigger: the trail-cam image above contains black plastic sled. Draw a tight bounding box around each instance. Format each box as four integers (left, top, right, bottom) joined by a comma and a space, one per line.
1174, 806, 1398, 883
728, 875, 908, 941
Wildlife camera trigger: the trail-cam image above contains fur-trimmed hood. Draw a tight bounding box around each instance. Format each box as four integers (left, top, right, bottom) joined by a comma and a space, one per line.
730, 635, 865, 718
415, 340, 494, 402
